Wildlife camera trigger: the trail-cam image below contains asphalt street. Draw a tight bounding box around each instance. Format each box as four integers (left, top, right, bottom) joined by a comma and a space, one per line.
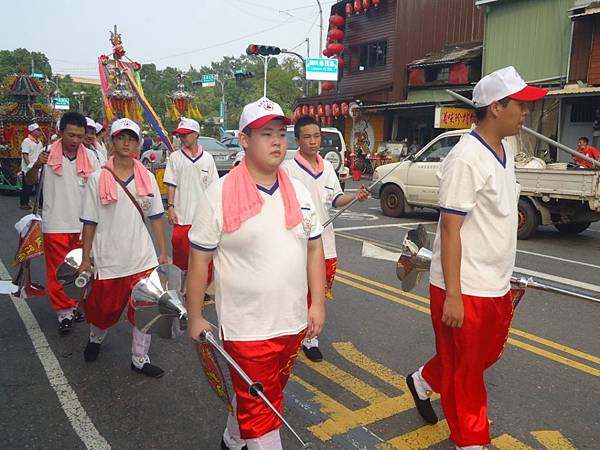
1, 179, 599, 450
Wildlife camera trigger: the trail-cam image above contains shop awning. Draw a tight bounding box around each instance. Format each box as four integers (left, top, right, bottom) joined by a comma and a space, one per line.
546, 85, 600, 97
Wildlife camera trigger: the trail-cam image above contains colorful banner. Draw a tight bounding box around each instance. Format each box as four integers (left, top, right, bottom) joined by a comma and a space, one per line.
434, 106, 476, 129
195, 341, 233, 414
12, 221, 43, 266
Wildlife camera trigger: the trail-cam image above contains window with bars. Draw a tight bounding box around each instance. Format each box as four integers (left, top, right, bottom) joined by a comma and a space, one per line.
350, 40, 387, 72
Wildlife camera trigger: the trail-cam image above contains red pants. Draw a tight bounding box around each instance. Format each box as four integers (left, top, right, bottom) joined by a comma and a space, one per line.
172, 224, 191, 270
308, 257, 337, 306
422, 284, 514, 447
43, 233, 81, 311
223, 331, 306, 439
85, 269, 153, 330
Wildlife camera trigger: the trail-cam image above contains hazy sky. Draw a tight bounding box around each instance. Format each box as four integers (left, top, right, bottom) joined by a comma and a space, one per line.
2, 0, 338, 77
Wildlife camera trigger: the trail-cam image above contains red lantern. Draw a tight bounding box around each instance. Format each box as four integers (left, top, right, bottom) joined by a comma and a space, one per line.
301, 105, 309, 116
341, 102, 350, 117
294, 107, 302, 121
363, 0, 370, 10
336, 57, 344, 69
308, 105, 316, 117
329, 14, 345, 27
326, 116, 334, 126
328, 28, 344, 41
317, 104, 325, 117
354, 0, 362, 14
327, 43, 344, 55
322, 48, 331, 57
345, 2, 353, 16
324, 104, 332, 117
322, 82, 335, 91
372, 0, 380, 6
332, 103, 341, 118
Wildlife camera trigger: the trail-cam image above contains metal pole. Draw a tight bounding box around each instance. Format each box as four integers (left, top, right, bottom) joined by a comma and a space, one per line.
445, 89, 600, 168
316, 0, 323, 95
306, 38, 310, 96
282, 50, 307, 97
263, 56, 269, 97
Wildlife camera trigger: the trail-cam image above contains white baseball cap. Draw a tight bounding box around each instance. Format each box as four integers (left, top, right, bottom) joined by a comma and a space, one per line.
239, 97, 291, 132
472, 66, 548, 108
95, 122, 104, 134
174, 117, 200, 135
85, 117, 96, 129
28, 123, 40, 132
110, 118, 141, 139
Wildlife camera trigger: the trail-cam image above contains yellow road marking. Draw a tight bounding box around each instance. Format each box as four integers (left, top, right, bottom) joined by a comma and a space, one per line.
337, 269, 600, 374
298, 353, 389, 404
492, 434, 535, 449
531, 431, 578, 449
378, 420, 450, 450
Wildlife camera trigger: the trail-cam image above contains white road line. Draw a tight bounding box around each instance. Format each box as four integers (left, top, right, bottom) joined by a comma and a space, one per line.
395, 225, 600, 269
0, 259, 110, 450
336, 221, 435, 232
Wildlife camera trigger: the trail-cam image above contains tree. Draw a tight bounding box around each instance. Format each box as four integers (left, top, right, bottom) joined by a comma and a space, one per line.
0, 48, 52, 81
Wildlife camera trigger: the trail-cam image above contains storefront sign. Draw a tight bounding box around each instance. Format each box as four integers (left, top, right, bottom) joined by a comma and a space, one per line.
434, 106, 475, 129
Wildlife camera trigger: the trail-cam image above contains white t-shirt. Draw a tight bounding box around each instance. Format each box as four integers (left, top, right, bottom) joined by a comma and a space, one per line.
282, 158, 343, 259
41, 149, 101, 234
21, 136, 43, 173
88, 143, 107, 166
430, 131, 519, 297
162, 148, 218, 225
80, 168, 164, 280
189, 176, 323, 341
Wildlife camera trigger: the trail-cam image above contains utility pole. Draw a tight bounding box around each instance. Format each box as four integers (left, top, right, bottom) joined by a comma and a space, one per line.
316, 0, 323, 94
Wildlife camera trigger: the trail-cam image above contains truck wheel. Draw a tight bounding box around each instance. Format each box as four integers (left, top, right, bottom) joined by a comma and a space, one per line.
517, 199, 539, 240
381, 184, 405, 217
554, 221, 591, 235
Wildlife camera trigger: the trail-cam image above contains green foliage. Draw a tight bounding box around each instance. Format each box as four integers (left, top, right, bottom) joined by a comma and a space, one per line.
0, 48, 52, 81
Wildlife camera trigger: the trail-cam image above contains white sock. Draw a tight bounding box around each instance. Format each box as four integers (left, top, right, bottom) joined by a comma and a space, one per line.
223, 397, 246, 450
412, 366, 433, 400
131, 326, 152, 368
246, 429, 282, 450
89, 325, 107, 344
456, 446, 483, 450
303, 336, 319, 349
57, 308, 74, 322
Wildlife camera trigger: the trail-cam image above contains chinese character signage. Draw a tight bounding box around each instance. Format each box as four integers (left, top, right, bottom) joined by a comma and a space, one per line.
306, 58, 339, 81
434, 107, 476, 129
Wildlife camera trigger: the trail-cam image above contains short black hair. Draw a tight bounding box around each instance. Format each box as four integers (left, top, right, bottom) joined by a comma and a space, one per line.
578, 136, 589, 144
294, 115, 320, 138
474, 97, 511, 121
241, 126, 252, 136
59, 112, 87, 132
113, 129, 140, 142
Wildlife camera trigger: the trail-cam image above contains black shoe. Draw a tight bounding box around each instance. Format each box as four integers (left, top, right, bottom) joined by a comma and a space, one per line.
84, 341, 101, 362
406, 372, 438, 424
58, 318, 73, 335
220, 437, 248, 450
131, 362, 165, 378
303, 345, 323, 362
73, 310, 85, 322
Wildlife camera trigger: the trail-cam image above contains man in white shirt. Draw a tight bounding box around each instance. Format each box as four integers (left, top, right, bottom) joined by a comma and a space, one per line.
406, 67, 548, 450
26, 112, 100, 333
186, 98, 326, 450
19, 123, 44, 210
84, 117, 107, 165
79, 118, 168, 378
163, 117, 218, 271
283, 115, 368, 362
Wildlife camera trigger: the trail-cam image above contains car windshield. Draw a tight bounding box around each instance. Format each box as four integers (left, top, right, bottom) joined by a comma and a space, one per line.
286, 130, 341, 151
199, 137, 229, 151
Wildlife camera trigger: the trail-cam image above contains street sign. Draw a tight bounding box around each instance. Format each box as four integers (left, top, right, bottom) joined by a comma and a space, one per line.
202, 74, 216, 87
434, 106, 475, 129
31, 73, 45, 79
305, 58, 339, 81
52, 97, 70, 111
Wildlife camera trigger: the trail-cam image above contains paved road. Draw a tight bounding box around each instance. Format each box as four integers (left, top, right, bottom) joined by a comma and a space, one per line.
1, 180, 598, 449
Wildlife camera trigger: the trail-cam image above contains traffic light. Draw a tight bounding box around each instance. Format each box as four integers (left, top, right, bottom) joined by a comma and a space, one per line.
234, 70, 254, 81
246, 44, 281, 56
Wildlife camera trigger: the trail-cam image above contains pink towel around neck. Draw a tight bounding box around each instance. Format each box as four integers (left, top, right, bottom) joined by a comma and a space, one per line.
222, 159, 302, 233
99, 156, 153, 205
47, 139, 95, 177
294, 152, 324, 177
181, 144, 203, 160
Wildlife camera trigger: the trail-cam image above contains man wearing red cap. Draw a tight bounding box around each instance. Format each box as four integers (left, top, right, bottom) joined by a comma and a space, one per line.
406, 66, 548, 450
186, 97, 326, 450
164, 117, 218, 271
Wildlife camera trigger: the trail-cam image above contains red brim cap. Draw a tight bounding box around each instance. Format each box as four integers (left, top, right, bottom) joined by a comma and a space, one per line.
246, 114, 292, 130
173, 128, 195, 134
509, 85, 549, 102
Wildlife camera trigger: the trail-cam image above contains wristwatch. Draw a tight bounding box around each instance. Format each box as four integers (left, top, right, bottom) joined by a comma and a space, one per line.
167, 204, 175, 209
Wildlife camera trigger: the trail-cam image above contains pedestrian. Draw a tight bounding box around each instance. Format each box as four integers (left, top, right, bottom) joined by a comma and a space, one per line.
163, 117, 218, 271
282, 115, 368, 362
19, 123, 44, 210
406, 66, 548, 450
95, 122, 108, 158
574, 136, 600, 168
25, 112, 100, 334
84, 117, 107, 165
78, 118, 168, 377
186, 98, 326, 450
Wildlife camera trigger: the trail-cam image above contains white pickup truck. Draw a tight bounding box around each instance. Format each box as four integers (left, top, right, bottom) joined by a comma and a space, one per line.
370, 129, 600, 239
